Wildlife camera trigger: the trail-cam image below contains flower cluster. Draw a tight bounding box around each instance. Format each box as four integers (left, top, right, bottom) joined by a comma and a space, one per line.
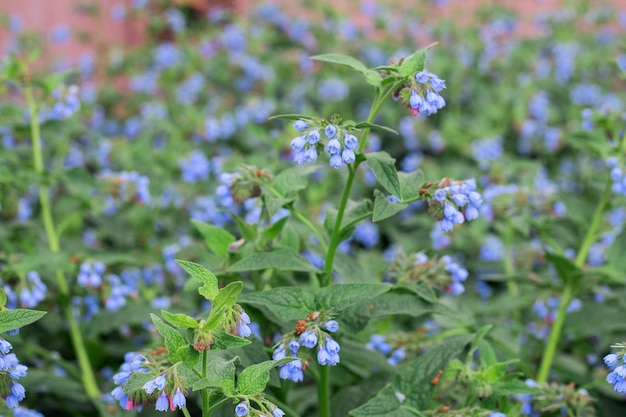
0, 337, 28, 408
272, 313, 340, 382
234, 399, 285, 417
605, 345, 626, 394
426, 178, 483, 231
366, 334, 406, 366
606, 157, 626, 195
394, 70, 446, 117
18, 271, 47, 308
386, 251, 469, 295
515, 379, 596, 417
46, 84, 81, 121
77, 261, 106, 288
290, 118, 359, 168
111, 350, 188, 412
98, 171, 151, 215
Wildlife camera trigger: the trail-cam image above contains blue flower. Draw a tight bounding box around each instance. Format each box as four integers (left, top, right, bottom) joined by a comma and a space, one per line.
288, 339, 300, 353
171, 387, 186, 409
323, 320, 338, 332
341, 149, 356, 164
344, 134, 358, 150
279, 355, 303, 382
293, 120, 309, 131
307, 130, 321, 144
155, 392, 168, 411
317, 337, 340, 366
604, 353, 620, 369
235, 402, 248, 416
272, 407, 286, 417
326, 139, 341, 154
325, 125, 337, 139
142, 373, 166, 394
299, 330, 318, 349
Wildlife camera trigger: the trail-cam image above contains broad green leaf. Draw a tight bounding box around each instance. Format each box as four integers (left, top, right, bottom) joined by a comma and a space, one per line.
228, 249, 319, 272
176, 260, 219, 301
273, 165, 320, 195
398, 170, 425, 200
399, 48, 427, 77
203, 307, 226, 330
310, 53, 368, 73
192, 356, 237, 396
397, 281, 438, 304
192, 220, 236, 259
213, 330, 252, 350
364, 70, 383, 88
0, 289, 7, 309
315, 283, 390, 311
478, 339, 498, 368
0, 309, 46, 333
161, 310, 199, 329
372, 189, 407, 222
213, 281, 244, 311
150, 314, 188, 362
365, 152, 402, 198
236, 358, 295, 395
239, 287, 315, 321
491, 379, 543, 397
349, 335, 473, 417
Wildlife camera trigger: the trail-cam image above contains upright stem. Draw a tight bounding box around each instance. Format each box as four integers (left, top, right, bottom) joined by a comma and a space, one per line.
536, 177, 612, 383
23, 79, 101, 402
317, 83, 399, 417
202, 350, 209, 417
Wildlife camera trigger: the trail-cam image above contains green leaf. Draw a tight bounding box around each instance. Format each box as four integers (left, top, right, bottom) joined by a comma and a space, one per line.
491, 379, 543, 397
192, 356, 237, 396
467, 324, 493, 363
349, 335, 473, 417
203, 307, 226, 330
372, 189, 407, 222
353, 122, 398, 135
365, 152, 402, 198
150, 314, 188, 362
315, 283, 390, 311
399, 44, 436, 78
0, 309, 46, 333
310, 53, 368, 73
213, 330, 252, 350
192, 220, 236, 259
397, 282, 437, 304
478, 339, 498, 368
0, 289, 7, 309
268, 113, 316, 121
176, 260, 219, 301
228, 249, 319, 273
273, 165, 320, 195
213, 281, 244, 311
239, 287, 315, 321
236, 358, 295, 395
161, 310, 199, 329
398, 170, 425, 200
364, 70, 383, 88
545, 252, 582, 286
607, 227, 626, 273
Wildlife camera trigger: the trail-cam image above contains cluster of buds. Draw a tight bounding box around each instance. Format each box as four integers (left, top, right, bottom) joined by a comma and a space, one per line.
193, 303, 252, 351
290, 114, 359, 168
422, 178, 483, 231
220, 166, 273, 204
515, 379, 596, 417
272, 311, 340, 382
387, 251, 469, 295
111, 349, 189, 412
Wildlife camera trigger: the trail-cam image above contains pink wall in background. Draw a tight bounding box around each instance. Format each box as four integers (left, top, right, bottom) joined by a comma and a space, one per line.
0, 0, 146, 71
1, 0, 625, 68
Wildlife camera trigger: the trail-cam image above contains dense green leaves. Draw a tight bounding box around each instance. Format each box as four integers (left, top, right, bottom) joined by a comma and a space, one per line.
236, 358, 295, 395
150, 313, 188, 362
239, 287, 316, 320
315, 283, 390, 311
193, 220, 236, 259
229, 249, 320, 272
350, 335, 473, 416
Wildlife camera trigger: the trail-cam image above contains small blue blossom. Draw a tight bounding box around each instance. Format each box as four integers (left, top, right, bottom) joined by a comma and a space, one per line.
323, 320, 338, 332
325, 125, 337, 139
155, 392, 168, 411
299, 330, 318, 349
171, 387, 186, 409
235, 402, 248, 416
293, 120, 309, 131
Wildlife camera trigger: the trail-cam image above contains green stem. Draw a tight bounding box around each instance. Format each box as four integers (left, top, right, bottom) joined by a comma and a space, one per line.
317, 366, 331, 417
206, 397, 230, 414
181, 406, 192, 417
202, 350, 209, 417
23, 79, 101, 402
536, 177, 612, 383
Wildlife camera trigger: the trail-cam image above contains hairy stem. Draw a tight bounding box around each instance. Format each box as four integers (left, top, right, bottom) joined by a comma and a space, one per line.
24, 78, 101, 402
536, 176, 612, 383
